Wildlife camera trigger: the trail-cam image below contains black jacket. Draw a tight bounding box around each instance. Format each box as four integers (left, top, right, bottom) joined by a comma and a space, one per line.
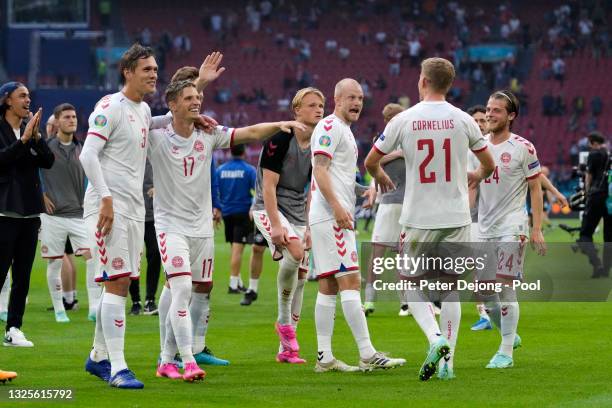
0, 116, 55, 216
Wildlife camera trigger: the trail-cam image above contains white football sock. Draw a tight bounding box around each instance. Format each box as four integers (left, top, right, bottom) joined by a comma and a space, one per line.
315, 292, 336, 363
162, 313, 178, 364
399, 289, 408, 306
47, 259, 64, 313
291, 278, 306, 329
439, 293, 461, 370
190, 291, 210, 354
158, 285, 172, 352
277, 253, 299, 325
0, 272, 10, 312
476, 303, 489, 319
85, 259, 101, 315
101, 292, 127, 375
500, 287, 519, 357
90, 290, 108, 362
340, 289, 376, 360
365, 283, 375, 303
168, 276, 194, 364
63, 290, 74, 304
406, 289, 441, 345
229, 276, 239, 290
483, 293, 501, 328
248, 278, 259, 293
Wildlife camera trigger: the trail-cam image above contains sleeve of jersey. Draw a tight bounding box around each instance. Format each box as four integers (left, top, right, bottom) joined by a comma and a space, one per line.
522, 145, 541, 180
260, 132, 291, 174
311, 122, 340, 159
86, 102, 119, 143
466, 119, 487, 152
213, 125, 236, 149
373, 118, 401, 155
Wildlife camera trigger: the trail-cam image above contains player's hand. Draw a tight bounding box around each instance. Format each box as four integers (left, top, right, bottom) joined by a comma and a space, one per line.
374, 171, 395, 194
333, 204, 354, 231
97, 196, 114, 236
21, 108, 42, 143
530, 228, 546, 256
248, 210, 253, 221
43, 193, 55, 214
279, 121, 307, 133
555, 193, 569, 209
467, 170, 483, 189
147, 187, 155, 198
271, 224, 289, 247
197, 51, 226, 89
195, 115, 218, 134
303, 227, 312, 250
212, 208, 222, 229
361, 186, 377, 209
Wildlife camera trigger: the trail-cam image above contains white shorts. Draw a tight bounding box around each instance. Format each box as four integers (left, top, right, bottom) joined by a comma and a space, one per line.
372, 203, 402, 245
470, 222, 480, 243
253, 210, 309, 271
480, 235, 527, 281
398, 225, 471, 278
40, 214, 90, 258
310, 220, 359, 279
157, 232, 214, 283
86, 214, 144, 282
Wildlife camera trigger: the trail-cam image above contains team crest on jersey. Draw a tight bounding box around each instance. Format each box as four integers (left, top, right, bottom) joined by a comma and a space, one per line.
112, 257, 124, 271
172, 256, 184, 268
500, 152, 512, 165
198, 154, 206, 161
350, 251, 358, 263
319, 135, 331, 147
41, 245, 48, 254
171, 145, 180, 155
94, 115, 108, 128
194, 140, 205, 152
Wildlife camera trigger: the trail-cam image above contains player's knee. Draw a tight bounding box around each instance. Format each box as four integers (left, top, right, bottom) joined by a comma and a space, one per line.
252, 244, 265, 255
286, 242, 304, 264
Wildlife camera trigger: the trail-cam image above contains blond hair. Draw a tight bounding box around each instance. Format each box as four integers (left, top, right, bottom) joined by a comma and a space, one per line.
382, 103, 404, 123
292, 87, 325, 117
421, 58, 455, 94
170, 66, 198, 83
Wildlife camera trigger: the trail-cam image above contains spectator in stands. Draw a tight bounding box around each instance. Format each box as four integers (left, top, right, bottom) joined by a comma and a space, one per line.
375, 73, 387, 90
325, 38, 338, 53
542, 90, 554, 116
388, 43, 402, 76
375, 30, 387, 47
408, 36, 422, 66
358, 23, 370, 45
552, 56, 565, 86
246, 3, 261, 32
307, 6, 320, 29
0, 82, 54, 347
338, 46, 350, 62
591, 96, 602, 117
260, 0, 273, 21
553, 93, 566, 116
140, 28, 152, 46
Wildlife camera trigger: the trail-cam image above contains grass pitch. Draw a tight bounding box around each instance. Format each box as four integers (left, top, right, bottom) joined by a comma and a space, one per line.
1, 219, 611, 407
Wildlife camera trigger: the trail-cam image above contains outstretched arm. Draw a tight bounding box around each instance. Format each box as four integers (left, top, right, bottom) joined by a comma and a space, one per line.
233, 121, 306, 145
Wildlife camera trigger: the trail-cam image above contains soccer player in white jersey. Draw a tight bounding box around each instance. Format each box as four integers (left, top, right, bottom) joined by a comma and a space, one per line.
251, 87, 324, 364
365, 58, 495, 381
80, 44, 157, 389
477, 90, 546, 369
364, 103, 407, 317
151, 80, 306, 381
466, 104, 494, 331
310, 78, 406, 373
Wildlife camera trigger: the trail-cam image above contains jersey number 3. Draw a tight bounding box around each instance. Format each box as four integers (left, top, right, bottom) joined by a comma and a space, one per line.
417, 138, 451, 183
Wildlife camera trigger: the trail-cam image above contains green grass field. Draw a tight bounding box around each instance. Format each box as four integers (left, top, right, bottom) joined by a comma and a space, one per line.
1, 219, 611, 408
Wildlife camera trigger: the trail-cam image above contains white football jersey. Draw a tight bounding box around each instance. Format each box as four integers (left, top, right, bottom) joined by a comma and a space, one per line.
309, 114, 358, 225
83, 92, 151, 221
478, 133, 541, 238
374, 101, 487, 229
149, 124, 233, 237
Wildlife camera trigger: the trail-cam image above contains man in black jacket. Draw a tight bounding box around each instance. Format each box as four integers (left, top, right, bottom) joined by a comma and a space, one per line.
0, 81, 54, 347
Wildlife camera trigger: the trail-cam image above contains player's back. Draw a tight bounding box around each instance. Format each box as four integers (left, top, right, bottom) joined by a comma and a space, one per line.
376, 101, 485, 229
83, 92, 151, 221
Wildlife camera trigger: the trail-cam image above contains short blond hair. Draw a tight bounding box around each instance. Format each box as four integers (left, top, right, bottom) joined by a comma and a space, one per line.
421, 57, 455, 94
171, 66, 198, 83
382, 103, 404, 123
292, 87, 325, 117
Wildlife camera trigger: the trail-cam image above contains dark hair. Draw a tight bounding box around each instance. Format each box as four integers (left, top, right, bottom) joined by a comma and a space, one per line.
0, 81, 26, 116
164, 80, 197, 105
490, 90, 520, 117
466, 104, 486, 116
118, 43, 155, 84
231, 144, 245, 157
53, 103, 76, 119
171, 66, 199, 83
588, 131, 605, 145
